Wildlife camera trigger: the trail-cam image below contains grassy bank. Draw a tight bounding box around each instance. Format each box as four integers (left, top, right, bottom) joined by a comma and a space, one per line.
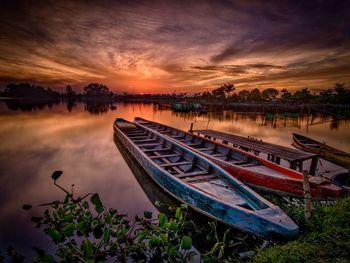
252, 197, 350, 263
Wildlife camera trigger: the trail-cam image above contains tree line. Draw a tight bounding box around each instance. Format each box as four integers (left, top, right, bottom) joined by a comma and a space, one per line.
195, 83, 350, 104
1, 83, 115, 101
1, 82, 349, 104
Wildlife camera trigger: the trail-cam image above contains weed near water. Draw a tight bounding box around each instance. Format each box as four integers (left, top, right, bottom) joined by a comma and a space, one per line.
252, 196, 350, 263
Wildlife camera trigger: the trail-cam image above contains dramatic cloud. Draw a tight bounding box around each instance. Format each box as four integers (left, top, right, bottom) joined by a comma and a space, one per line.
0, 0, 349, 93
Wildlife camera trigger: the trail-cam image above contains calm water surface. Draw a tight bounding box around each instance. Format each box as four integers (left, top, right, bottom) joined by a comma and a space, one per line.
1, 101, 349, 257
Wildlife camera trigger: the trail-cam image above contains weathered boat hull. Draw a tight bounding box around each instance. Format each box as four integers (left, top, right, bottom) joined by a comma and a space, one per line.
292, 133, 350, 168
135, 118, 344, 200
114, 119, 298, 239
206, 154, 342, 199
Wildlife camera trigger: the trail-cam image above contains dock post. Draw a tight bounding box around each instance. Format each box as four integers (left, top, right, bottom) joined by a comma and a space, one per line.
309, 157, 318, 175
189, 123, 193, 133
303, 170, 312, 222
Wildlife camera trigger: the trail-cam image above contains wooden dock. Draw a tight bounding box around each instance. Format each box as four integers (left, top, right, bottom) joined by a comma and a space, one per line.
192, 129, 319, 175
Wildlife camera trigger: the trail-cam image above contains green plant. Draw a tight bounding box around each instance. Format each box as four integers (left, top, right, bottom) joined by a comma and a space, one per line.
20, 171, 197, 262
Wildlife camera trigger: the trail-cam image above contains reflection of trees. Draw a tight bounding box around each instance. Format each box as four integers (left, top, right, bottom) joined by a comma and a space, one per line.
83, 101, 116, 115
66, 100, 76, 112
4, 99, 60, 112
330, 117, 340, 130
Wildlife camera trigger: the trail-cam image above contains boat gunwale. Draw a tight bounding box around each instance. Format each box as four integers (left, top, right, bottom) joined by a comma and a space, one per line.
113, 119, 275, 212
134, 117, 303, 181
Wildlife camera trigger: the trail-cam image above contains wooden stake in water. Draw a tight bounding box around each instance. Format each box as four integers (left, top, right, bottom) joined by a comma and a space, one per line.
189, 122, 194, 133
303, 170, 312, 221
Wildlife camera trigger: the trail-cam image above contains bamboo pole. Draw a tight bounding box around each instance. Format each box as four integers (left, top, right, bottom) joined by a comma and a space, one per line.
303, 170, 312, 221
189, 122, 193, 133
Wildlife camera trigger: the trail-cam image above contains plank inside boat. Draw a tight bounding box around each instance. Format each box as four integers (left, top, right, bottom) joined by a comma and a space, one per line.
134, 117, 346, 200
114, 118, 299, 239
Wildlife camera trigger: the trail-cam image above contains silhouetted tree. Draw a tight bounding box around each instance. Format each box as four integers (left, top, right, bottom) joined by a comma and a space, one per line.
4, 83, 60, 99
293, 88, 312, 103
280, 89, 293, 103
83, 83, 113, 100
333, 83, 350, 104
238, 90, 250, 102
320, 89, 334, 103
223, 83, 235, 97
65, 85, 75, 98
212, 86, 226, 101
261, 88, 279, 101
247, 88, 261, 102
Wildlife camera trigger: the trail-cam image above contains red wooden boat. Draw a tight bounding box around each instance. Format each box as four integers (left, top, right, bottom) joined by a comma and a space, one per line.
135, 118, 345, 200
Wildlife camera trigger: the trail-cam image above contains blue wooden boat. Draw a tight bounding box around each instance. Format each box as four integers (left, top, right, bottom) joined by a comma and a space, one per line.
114, 118, 298, 239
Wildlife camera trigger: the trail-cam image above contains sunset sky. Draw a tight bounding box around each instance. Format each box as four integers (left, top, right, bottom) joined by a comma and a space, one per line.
0, 0, 350, 94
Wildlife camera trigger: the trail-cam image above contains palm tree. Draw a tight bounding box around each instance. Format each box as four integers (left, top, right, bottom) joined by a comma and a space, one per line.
223, 83, 235, 98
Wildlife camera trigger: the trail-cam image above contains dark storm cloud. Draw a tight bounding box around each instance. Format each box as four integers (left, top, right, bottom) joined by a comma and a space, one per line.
0, 0, 349, 92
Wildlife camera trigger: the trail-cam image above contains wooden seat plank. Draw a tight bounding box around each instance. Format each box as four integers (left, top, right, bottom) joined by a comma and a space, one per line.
176, 170, 209, 178
138, 143, 162, 147
160, 161, 192, 167
184, 175, 218, 183
193, 129, 317, 162
150, 154, 182, 159
143, 147, 172, 153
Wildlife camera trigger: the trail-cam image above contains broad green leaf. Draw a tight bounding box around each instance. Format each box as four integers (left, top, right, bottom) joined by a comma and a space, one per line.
181, 235, 192, 250
81, 239, 94, 258
51, 171, 63, 181
64, 215, 73, 222
90, 194, 104, 214
144, 211, 152, 219
22, 204, 32, 210
160, 233, 168, 242
175, 208, 181, 220
158, 213, 167, 228
149, 235, 160, 248
70, 203, 77, 210
82, 201, 89, 209
48, 229, 62, 243
169, 220, 178, 231
62, 223, 75, 237
77, 220, 89, 236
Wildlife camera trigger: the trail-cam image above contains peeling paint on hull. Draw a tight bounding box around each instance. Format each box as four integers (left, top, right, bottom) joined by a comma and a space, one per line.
114, 119, 299, 239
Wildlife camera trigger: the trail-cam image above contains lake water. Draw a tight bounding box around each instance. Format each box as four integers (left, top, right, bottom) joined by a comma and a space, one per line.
1, 101, 349, 258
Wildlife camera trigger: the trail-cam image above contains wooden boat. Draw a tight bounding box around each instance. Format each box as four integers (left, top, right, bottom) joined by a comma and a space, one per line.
135, 118, 345, 200
292, 133, 350, 168
114, 118, 298, 239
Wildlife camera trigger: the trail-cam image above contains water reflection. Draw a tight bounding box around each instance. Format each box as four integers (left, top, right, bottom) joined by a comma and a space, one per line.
83, 101, 117, 115
1, 99, 349, 132
4, 98, 60, 112
2, 99, 117, 115
0, 101, 349, 258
